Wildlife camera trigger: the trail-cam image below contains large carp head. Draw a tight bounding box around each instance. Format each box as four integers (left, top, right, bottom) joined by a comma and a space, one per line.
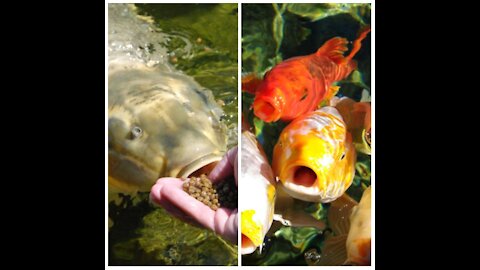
108, 68, 227, 193
108, 4, 227, 194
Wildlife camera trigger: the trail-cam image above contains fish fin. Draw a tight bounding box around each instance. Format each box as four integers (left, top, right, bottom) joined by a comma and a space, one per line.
242, 73, 262, 94
328, 193, 358, 235
325, 85, 340, 102
274, 187, 326, 230
345, 25, 371, 62
318, 234, 348, 266
315, 37, 350, 64
273, 211, 326, 230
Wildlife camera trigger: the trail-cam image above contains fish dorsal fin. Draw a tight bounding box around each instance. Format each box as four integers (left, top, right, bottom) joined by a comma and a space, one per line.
318, 234, 348, 266
328, 193, 358, 235
315, 25, 370, 68
315, 37, 350, 65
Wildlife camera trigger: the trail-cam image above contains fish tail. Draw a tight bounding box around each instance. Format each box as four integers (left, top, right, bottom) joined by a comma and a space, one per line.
345, 25, 371, 62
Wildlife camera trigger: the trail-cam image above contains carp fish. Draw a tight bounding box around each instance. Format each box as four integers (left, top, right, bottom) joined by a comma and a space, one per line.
331, 90, 371, 155
241, 131, 276, 255
272, 107, 356, 203
242, 26, 370, 123
319, 186, 371, 266
108, 4, 227, 196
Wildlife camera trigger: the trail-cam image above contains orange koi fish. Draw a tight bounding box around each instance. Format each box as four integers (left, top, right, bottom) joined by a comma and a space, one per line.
272, 106, 356, 203
243, 26, 370, 123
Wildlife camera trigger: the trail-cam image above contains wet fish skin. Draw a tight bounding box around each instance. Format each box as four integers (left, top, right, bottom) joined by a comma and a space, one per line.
108, 66, 227, 194
272, 107, 356, 203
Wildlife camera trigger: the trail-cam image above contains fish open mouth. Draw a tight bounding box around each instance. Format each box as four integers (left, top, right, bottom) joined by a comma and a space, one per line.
292, 166, 317, 187
176, 153, 224, 178
253, 99, 279, 122
278, 164, 326, 202
241, 234, 256, 255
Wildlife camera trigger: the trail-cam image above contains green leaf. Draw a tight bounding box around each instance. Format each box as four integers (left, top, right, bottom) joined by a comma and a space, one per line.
286, 3, 370, 25
273, 13, 284, 54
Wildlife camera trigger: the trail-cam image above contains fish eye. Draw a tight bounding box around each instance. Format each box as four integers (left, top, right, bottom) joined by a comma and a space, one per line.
131, 126, 143, 139
340, 152, 346, 160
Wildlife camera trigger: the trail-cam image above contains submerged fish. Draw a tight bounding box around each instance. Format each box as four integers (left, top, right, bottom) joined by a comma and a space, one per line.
319, 186, 371, 266
108, 4, 227, 196
243, 26, 370, 123
241, 131, 276, 255
331, 91, 371, 155
272, 107, 356, 203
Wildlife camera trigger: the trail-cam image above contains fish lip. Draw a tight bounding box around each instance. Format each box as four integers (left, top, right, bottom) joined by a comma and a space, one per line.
253, 98, 281, 122
253, 91, 285, 122
280, 179, 322, 203
241, 234, 257, 255
176, 152, 224, 178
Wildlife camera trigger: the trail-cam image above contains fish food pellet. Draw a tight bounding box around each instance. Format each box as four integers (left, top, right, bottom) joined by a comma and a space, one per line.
215, 177, 237, 209
182, 174, 237, 210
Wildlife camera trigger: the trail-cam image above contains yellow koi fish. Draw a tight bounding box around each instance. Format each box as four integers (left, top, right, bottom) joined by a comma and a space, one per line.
241, 131, 276, 254
272, 107, 356, 203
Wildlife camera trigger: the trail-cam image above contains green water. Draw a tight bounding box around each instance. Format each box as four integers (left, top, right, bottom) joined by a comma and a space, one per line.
137, 3, 238, 148
109, 4, 238, 266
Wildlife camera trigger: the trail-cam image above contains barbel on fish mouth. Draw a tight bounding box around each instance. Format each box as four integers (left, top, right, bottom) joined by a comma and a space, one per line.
108, 4, 228, 195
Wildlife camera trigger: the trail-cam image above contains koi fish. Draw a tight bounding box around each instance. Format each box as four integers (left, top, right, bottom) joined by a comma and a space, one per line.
241, 131, 276, 254
318, 186, 371, 265
331, 90, 371, 155
243, 26, 370, 123
272, 106, 356, 203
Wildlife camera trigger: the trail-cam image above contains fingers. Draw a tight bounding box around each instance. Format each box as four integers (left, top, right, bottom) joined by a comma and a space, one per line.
209, 146, 238, 184
214, 208, 238, 244
150, 177, 238, 244
150, 178, 208, 227
150, 177, 217, 230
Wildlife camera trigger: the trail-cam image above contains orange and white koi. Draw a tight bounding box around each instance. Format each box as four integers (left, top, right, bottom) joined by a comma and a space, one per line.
272, 106, 356, 203
241, 131, 276, 254
331, 91, 371, 155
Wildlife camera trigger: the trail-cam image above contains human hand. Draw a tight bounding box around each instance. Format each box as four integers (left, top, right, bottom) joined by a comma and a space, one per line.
150, 147, 238, 244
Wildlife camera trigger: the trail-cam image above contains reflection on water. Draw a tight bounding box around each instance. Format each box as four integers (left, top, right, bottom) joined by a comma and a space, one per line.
108, 3, 238, 266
